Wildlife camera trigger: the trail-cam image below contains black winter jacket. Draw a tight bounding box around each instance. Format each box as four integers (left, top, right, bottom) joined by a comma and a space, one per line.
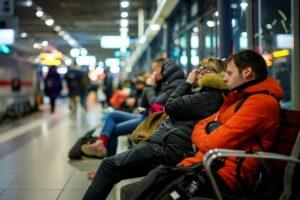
147, 81, 225, 164
140, 60, 185, 111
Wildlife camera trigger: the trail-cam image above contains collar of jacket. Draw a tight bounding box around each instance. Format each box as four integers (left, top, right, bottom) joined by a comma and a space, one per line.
198, 72, 228, 90
232, 78, 266, 92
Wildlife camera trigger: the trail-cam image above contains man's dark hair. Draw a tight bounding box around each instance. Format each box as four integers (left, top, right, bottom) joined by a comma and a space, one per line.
152, 58, 167, 68
229, 50, 268, 80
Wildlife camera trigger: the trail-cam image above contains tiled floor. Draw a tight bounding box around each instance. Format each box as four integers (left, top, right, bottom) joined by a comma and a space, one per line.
0, 102, 129, 200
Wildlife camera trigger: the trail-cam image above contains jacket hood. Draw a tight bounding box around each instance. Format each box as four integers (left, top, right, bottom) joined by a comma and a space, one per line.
242, 77, 284, 101
198, 72, 228, 90
161, 59, 185, 84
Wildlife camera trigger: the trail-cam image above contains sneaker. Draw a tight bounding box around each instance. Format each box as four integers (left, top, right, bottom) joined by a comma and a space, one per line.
81, 141, 107, 158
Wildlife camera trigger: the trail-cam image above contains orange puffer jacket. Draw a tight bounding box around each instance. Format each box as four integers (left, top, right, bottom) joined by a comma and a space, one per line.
179, 78, 284, 192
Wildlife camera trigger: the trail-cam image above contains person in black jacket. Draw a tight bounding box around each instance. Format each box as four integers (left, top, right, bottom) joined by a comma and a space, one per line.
81, 58, 185, 157
82, 57, 228, 200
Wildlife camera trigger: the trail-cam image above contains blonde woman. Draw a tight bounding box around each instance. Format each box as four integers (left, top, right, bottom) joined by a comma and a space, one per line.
83, 57, 228, 200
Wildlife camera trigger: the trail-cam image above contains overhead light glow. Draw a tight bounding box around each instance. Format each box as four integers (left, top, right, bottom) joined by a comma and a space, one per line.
45, 19, 54, 26
214, 11, 219, 17
54, 26, 61, 32
21, 32, 28, 38
63, 35, 70, 40
33, 43, 41, 49
193, 27, 199, 33
57, 67, 68, 74
36, 10, 44, 17
266, 24, 272, 29
105, 58, 120, 67
0, 29, 15, 45
120, 1, 130, 8
76, 56, 97, 67
80, 48, 88, 56
24, 0, 33, 7
68, 39, 76, 46
150, 24, 161, 31
241, 32, 247, 37
100, 36, 130, 49
240, 2, 248, 10
58, 31, 66, 37
273, 49, 289, 58
120, 19, 129, 27
121, 11, 128, 18
65, 59, 72, 66
42, 41, 48, 46
206, 21, 216, 27
70, 48, 80, 57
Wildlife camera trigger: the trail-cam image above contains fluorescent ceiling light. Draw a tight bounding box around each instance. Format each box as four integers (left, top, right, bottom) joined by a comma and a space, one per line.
0, 29, 15, 45
76, 56, 96, 67
42, 41, 48, 46
21, 32, 28, 38
206, 20, 216, 27
105, 58, 120, 67
45, 19, 54, 26
150, 24, 161, 31
36, 10, 44, 17
121, 11, 128, 18
80, 48, 88, 56
64, 59, 72, 66
70, 48, 80, 57
120, 1, 129, 8
241, 32, 247, 37
100, 36, 129, 49
240, 2, 248, 10
58, 31, 66, 37
54, 26, 61, 32
57, 67, 68, 74
120, 19, 129, 27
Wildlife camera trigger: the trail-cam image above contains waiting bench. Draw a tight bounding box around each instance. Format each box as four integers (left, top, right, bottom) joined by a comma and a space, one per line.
202, 109, 300, 200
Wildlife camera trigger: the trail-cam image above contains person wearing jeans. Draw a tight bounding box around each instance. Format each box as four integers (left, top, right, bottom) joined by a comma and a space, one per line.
81, 58, 185, 157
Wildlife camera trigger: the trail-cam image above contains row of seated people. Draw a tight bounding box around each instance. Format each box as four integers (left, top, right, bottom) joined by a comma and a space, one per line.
81, 49, 296, 199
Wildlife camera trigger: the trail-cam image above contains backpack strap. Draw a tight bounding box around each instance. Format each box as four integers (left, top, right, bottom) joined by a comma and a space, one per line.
235, 90, 279, 112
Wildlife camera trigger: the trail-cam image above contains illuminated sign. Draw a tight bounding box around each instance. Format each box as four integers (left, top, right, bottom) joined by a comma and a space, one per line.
100, 36, 129, 49
76, 56, 96, 67
273, 50, 289, 58
0, 44, 10, 54
39, 52, 62, 66
0, 29, 14, 44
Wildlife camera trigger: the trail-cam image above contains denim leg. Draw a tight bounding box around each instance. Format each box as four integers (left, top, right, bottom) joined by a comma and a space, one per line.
82, 142, 164, 200
101, 111, 143, 138
106, 115, 146, 156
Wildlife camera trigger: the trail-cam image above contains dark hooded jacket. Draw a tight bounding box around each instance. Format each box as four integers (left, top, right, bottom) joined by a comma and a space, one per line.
147, 73, 227, 164
140, 60, 185, 113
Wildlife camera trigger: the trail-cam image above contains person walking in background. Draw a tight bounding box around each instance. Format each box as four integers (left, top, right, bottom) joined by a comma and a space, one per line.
65, 66, 82, 113
44, 66, 62, 113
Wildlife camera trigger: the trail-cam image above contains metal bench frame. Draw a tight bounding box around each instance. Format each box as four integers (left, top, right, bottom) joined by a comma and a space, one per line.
203, 131, 300, 200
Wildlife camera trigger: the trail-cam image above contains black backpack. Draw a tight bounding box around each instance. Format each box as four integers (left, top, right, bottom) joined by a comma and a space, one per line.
68, 127, 99, 159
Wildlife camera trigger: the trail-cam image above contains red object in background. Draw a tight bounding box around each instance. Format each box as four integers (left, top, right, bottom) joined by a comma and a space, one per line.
109, 89, 128, 108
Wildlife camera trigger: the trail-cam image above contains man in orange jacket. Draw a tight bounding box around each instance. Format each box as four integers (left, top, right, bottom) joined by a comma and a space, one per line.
179, 49, 284, 193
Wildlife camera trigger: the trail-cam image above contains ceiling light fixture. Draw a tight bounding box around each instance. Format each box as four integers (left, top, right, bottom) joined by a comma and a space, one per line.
120, 1, 130, 8
42, 41, 48, 46
120, 19, 129, 27
54, 26, 62, 32
45, 19, 54, 26
20, 32, 28, 38
36, 10, 44, 17
121, 11, 128, 18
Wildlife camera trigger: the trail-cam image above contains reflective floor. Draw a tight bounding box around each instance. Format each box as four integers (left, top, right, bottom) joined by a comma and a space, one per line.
0, 101, 130, 200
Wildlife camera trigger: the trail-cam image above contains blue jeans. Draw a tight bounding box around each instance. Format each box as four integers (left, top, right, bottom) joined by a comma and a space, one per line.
101, 110, 146, 156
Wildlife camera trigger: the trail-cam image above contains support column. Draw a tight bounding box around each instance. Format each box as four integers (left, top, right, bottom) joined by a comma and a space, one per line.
291, 0, 300, 109
217, 0, 232, 58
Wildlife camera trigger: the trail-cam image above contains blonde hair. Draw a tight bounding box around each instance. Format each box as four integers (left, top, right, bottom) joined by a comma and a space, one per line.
197, 57, 227, 73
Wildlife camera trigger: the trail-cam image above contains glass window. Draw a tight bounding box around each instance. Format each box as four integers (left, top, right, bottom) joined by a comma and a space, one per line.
190, 26, 199, 66
254, 0, 292, 105
202, 14, 218, 57
230, 0, 248, 52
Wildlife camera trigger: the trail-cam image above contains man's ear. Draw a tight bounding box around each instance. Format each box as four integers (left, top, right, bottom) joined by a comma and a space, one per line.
242, 66, 254, 79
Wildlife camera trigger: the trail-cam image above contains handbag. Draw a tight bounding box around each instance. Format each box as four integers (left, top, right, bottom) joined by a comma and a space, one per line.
130, 111, 168, 144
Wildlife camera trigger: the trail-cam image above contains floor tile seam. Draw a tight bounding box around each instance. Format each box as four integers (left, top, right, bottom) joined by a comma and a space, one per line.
55, 170, 76, 200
